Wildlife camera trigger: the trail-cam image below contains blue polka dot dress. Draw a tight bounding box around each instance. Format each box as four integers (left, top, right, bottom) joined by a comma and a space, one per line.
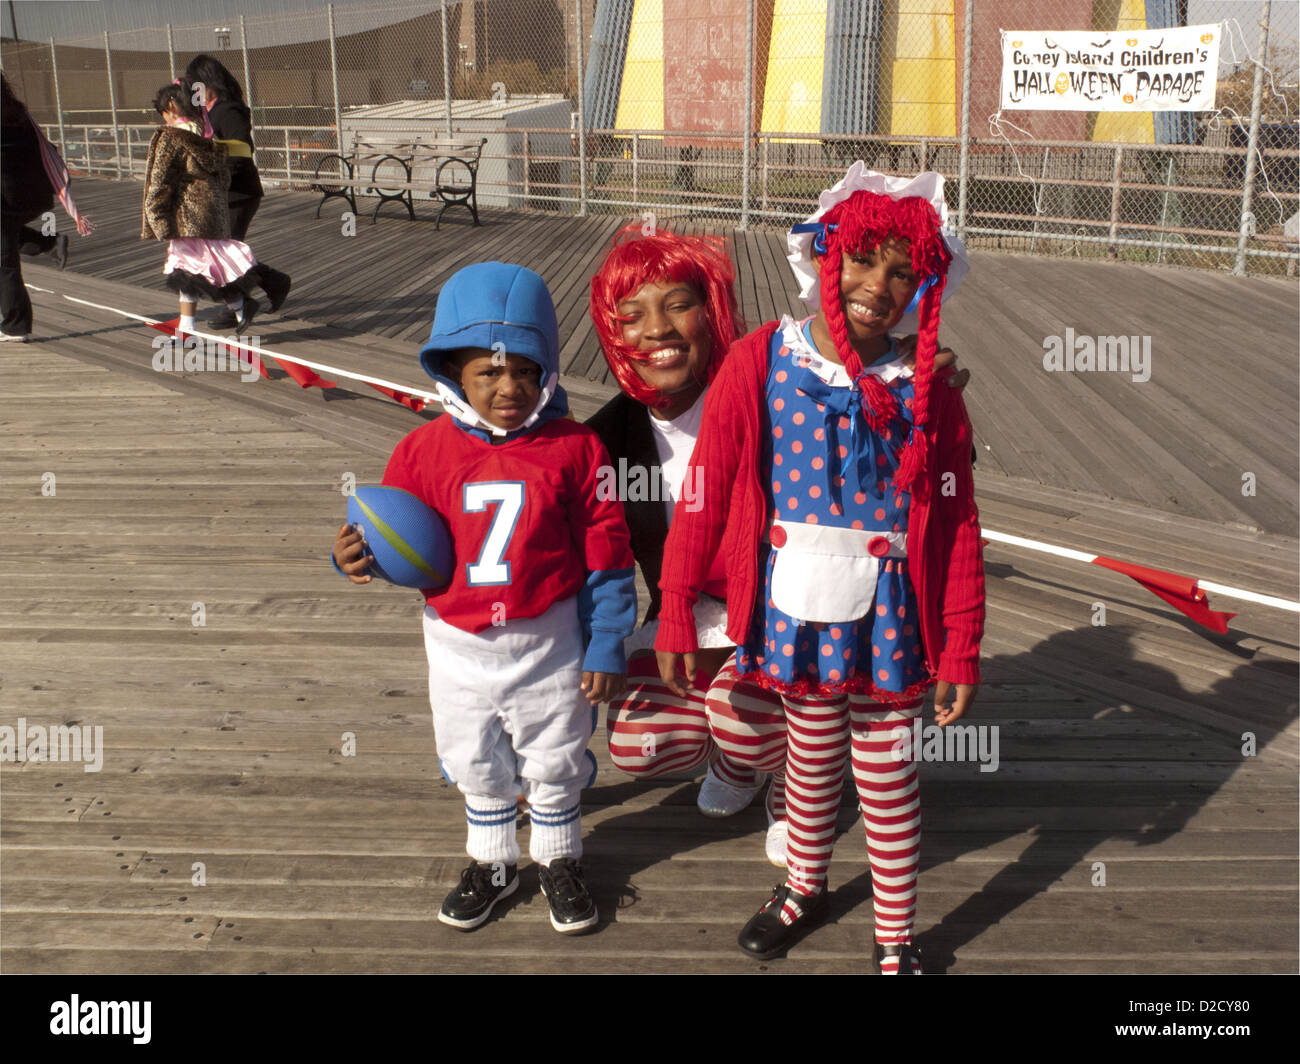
735, 317, 927, 700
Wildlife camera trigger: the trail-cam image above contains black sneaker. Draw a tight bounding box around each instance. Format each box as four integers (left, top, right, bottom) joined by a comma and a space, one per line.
438, 860, 518, 931
737, 883, 829, 959
538, 858, 598, 934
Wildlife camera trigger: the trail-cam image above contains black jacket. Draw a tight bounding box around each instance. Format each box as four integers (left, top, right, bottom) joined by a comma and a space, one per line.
1, 117, 55, 221
586, 392, 671, 624
207, 98, 263, 202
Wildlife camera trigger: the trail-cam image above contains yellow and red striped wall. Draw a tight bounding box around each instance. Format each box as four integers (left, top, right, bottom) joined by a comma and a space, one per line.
590, 0, 1183, 145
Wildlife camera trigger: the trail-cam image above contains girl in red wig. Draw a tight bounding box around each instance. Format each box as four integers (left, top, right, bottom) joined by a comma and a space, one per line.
653, 166, 984, 973
587, 225, 793, 863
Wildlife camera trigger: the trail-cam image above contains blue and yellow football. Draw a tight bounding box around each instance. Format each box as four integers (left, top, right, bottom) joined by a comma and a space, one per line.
346, 485, 453, 589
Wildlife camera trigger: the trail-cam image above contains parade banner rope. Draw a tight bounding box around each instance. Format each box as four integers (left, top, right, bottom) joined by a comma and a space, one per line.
33, 284, 1300, 631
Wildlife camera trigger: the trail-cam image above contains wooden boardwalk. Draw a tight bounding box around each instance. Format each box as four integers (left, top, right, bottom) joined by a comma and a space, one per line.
1, 207, 1297, 973
57, 177, 1300, 534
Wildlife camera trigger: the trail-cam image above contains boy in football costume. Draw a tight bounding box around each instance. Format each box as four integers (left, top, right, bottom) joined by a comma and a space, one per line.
332, 263, 636, 934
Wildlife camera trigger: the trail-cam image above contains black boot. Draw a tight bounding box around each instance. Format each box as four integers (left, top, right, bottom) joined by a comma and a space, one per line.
257, 266, 292, 313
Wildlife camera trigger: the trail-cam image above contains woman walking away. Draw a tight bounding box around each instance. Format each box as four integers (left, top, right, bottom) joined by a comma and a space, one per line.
141, 82, 260, 335
1, 74, 94, 341
184, 54, 291, 327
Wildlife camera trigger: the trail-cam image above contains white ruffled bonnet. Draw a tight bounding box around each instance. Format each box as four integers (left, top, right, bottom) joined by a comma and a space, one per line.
787, 162, 970, 335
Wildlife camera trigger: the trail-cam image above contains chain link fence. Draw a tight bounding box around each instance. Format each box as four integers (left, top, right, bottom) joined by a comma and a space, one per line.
3, 0, 1295, 274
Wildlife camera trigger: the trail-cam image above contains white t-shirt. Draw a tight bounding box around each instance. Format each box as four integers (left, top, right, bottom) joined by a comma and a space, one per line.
623, 389, 731, 652
646, 390, 707, 528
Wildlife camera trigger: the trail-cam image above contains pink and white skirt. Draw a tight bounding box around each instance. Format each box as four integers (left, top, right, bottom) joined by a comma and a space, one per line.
164, 238, 258, 285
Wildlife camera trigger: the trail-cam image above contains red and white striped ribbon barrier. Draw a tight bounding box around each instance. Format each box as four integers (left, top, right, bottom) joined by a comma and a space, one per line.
56, 295, 438, 411
981, 529, 1298, 633
42, 288, 1300, 633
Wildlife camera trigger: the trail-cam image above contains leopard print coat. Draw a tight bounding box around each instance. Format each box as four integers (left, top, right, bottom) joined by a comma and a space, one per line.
140, 126, 232, 240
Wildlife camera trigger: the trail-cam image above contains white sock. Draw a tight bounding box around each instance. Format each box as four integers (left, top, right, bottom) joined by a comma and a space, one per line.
178, 314, 195, 333
528, 802, 582, 865
464, 794, 519, 865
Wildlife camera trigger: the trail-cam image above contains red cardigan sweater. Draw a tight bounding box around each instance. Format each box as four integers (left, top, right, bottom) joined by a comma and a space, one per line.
654, 321, 985, 688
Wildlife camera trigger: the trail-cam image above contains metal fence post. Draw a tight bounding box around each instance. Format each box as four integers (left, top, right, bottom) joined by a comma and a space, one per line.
1107, 145, 1123, 251
440, 0, 453, 136
166, 23, 175, 80
1157, 154, 1174, 264
523, 129, 531, 203
240, 15, 257, 169
328, 3, 343, 154
739, 0, 754, 229
576, 0, 588, 216
1234, 0, 1271, 277
104, 31, 121, 179
956, 0, 974, 239
49, 38, 66, 154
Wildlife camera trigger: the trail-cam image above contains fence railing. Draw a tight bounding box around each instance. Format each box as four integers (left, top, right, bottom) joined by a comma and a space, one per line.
16, 0, 1294, 275
54, 119, 1298, 274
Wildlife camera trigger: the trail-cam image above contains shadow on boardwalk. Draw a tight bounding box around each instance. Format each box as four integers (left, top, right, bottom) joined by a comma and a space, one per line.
581, 622, 1297, 973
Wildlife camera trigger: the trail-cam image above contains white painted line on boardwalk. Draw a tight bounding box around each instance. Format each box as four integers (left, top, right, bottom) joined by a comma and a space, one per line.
1196, 581, 1300, 612
982, 528, 1299, 612
55, 292, 442, 402
982, 529, 1097, 565
34, 285, 1299, 615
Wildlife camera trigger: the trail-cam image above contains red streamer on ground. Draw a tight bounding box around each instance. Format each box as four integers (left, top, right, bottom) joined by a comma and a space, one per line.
147, 317, 180, 336
366, 382, 427, 412
271, 356, 337, 390
1091, 556, 1236, 634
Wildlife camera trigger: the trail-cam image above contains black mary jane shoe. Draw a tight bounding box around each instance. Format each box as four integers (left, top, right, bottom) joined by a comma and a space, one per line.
874, 940, 924, 975
234, 296, 261, 333
737, 883, 829, 960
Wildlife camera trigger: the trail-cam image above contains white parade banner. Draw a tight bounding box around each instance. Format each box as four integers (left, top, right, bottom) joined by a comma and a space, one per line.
1000, 24, 1220, 111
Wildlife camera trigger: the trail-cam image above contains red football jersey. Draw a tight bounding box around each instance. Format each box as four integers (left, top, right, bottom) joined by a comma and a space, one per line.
382, 416, 634, 634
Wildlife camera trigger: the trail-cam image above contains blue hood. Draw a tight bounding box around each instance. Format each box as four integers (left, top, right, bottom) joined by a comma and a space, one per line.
418, 262, 569, 437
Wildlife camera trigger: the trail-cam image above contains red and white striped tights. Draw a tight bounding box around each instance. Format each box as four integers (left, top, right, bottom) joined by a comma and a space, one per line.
779, 689, 923, 972
608, 656, 786, 808
607, 656, 921, 971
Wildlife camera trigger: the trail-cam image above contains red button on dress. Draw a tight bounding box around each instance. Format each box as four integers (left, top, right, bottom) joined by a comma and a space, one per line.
770, 525, 788, 548
868, 535, 891, 557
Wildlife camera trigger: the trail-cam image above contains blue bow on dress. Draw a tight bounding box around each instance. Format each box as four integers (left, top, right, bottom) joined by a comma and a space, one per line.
793, 367, 906, 509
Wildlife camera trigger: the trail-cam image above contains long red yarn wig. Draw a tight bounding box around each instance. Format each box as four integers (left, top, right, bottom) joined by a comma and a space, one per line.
812, 191, 952, 495
590, 224, 744, 408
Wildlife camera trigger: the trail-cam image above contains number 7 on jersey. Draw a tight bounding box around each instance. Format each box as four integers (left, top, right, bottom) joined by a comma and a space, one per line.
462, 481, 525, 585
